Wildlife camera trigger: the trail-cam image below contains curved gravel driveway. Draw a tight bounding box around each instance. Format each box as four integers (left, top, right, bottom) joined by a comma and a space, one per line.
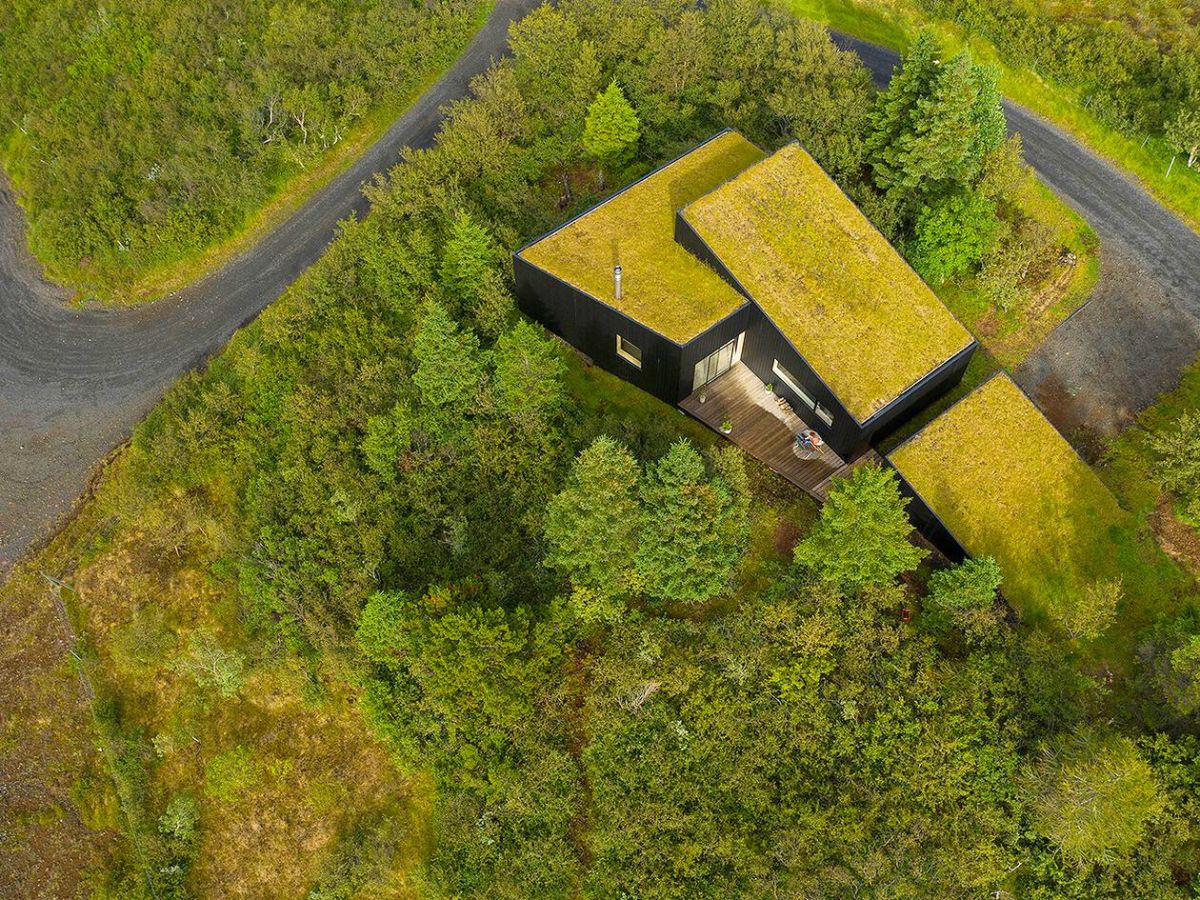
0, 0, 540, 569
2, 19, 1199, 569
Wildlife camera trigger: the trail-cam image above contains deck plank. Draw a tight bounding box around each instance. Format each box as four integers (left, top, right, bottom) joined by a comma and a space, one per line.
679, 363, 844, 497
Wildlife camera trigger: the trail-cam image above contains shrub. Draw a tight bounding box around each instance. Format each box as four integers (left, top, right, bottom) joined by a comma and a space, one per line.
1027, 728, 1166, 868
1150, 410, 1200, 526
158, 794, 200, 843
910, 190, 999, 283
177, 630, 245, 698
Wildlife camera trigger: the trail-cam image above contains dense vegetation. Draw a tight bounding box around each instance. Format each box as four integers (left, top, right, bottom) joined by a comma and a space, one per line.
0, 0, 489, 298
916, 0, 1200, 153
3, 0, 1199, 895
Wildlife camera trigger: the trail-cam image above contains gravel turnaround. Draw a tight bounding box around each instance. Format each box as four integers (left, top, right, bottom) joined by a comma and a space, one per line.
0, 0, 541, 569
2, 20, 1198, 569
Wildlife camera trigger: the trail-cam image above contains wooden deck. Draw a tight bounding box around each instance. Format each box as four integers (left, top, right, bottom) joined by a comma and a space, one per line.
680, 363, 846, 497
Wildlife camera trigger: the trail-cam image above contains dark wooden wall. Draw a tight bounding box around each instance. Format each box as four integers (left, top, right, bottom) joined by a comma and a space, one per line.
513, 253, 683, 405
858, 342, 978, 447
886, 461, 969, 562
737, 315, 863, 457
678, 303, 756, 401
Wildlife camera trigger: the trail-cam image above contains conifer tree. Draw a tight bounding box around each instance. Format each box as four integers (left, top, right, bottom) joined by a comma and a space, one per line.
412, 299, 484, 410
583, 80, 641, 176
794, 464, 925, 591
492, 320, 566, 432
544, 436, 641, 613
635, 439, 747, 603
439, 210, 496, 307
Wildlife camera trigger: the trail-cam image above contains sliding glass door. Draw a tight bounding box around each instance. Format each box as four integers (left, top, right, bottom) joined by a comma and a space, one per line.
692, 334, 741, 392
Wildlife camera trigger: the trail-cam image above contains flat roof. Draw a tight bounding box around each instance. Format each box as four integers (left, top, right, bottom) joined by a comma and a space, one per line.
888, 375, 1133, 618
518, 131, 765, 344
682, 144, 973, 421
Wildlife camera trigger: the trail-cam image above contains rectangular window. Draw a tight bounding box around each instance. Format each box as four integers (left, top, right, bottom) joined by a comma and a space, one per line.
815, 402, 834, 426
616, 334, 642, 368
772, 359, 814, 408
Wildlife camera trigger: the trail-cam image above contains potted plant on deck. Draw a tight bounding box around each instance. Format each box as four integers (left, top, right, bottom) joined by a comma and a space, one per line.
720, 418, 733, 434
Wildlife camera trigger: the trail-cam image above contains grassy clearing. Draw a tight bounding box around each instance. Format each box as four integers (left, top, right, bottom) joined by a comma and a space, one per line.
779, 0, 1200, 234
684, 143, 972, 420
520, 131, 764, 343
937, 179, 1100, 369
0, 456, 429, 896
889, 374, 1190, 666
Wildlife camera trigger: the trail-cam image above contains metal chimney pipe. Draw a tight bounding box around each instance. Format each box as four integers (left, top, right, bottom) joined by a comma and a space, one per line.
613, 265, 623, 301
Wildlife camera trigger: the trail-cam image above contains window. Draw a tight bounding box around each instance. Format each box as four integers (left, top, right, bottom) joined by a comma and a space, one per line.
772, 359, 814, 408
616, 334, 642, 368
815, 402, 834, 426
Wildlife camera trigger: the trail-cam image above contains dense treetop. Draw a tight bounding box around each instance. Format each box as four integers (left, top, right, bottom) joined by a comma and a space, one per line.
0, 0, 487, 294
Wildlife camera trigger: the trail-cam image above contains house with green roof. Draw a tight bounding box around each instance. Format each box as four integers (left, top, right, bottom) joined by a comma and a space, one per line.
514, 129, 977, 478
887, 373, 1136, 616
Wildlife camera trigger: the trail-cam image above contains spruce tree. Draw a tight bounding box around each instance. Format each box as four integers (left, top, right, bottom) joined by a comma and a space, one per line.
544, 436, 641, 614
794, 464, 926, 591
583, 80, 641, 173
412, 299, 484, 410
635, 439, 747, 604
439, 210, 496, 307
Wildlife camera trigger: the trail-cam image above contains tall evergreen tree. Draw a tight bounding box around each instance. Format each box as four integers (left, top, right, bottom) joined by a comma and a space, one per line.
866, 30, 943, 193
795, 464, 926, 591
583, 79, 641, 173
544, 436, 641, 614
438, 210, 497, 309
492, 320, 566, 432
867, 35, 1006, 211
635, 439, 747, 604
412, 299, 484, 411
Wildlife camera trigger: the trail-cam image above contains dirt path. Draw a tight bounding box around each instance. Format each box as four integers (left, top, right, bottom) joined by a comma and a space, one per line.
0, 0, 541, 571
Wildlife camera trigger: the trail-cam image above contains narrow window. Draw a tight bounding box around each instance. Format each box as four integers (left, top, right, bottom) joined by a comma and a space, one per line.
815, 402, 834, 426
772, 359, 814, 408
616, 334, 642, 368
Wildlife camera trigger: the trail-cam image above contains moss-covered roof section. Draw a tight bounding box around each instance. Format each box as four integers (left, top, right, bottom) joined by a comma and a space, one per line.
888, 375, 1134, 619
682, 144, 973, 421
519, 131, 765, 343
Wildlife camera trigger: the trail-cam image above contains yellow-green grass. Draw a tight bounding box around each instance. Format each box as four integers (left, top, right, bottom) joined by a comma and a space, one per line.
888, 375, 1144, 627
778, 0, 1200, 234
683, 143, 972, 421
520, 131, 765, 343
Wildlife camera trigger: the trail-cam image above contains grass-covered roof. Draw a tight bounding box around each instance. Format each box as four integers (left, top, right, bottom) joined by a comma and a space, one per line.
682, 144, 973, 421
888, 375, 1136, 620
519, 131, 765, 343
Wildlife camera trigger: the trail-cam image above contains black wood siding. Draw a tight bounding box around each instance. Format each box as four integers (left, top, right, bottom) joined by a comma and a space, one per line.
858, 341, 978, 445
513, 253, 683, 405
738, 315, 862, 457
886, 460, 969, 562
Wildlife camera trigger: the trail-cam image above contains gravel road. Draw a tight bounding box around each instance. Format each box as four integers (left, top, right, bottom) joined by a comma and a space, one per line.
0, 0, 540, 569
2, 18, 1198, 570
